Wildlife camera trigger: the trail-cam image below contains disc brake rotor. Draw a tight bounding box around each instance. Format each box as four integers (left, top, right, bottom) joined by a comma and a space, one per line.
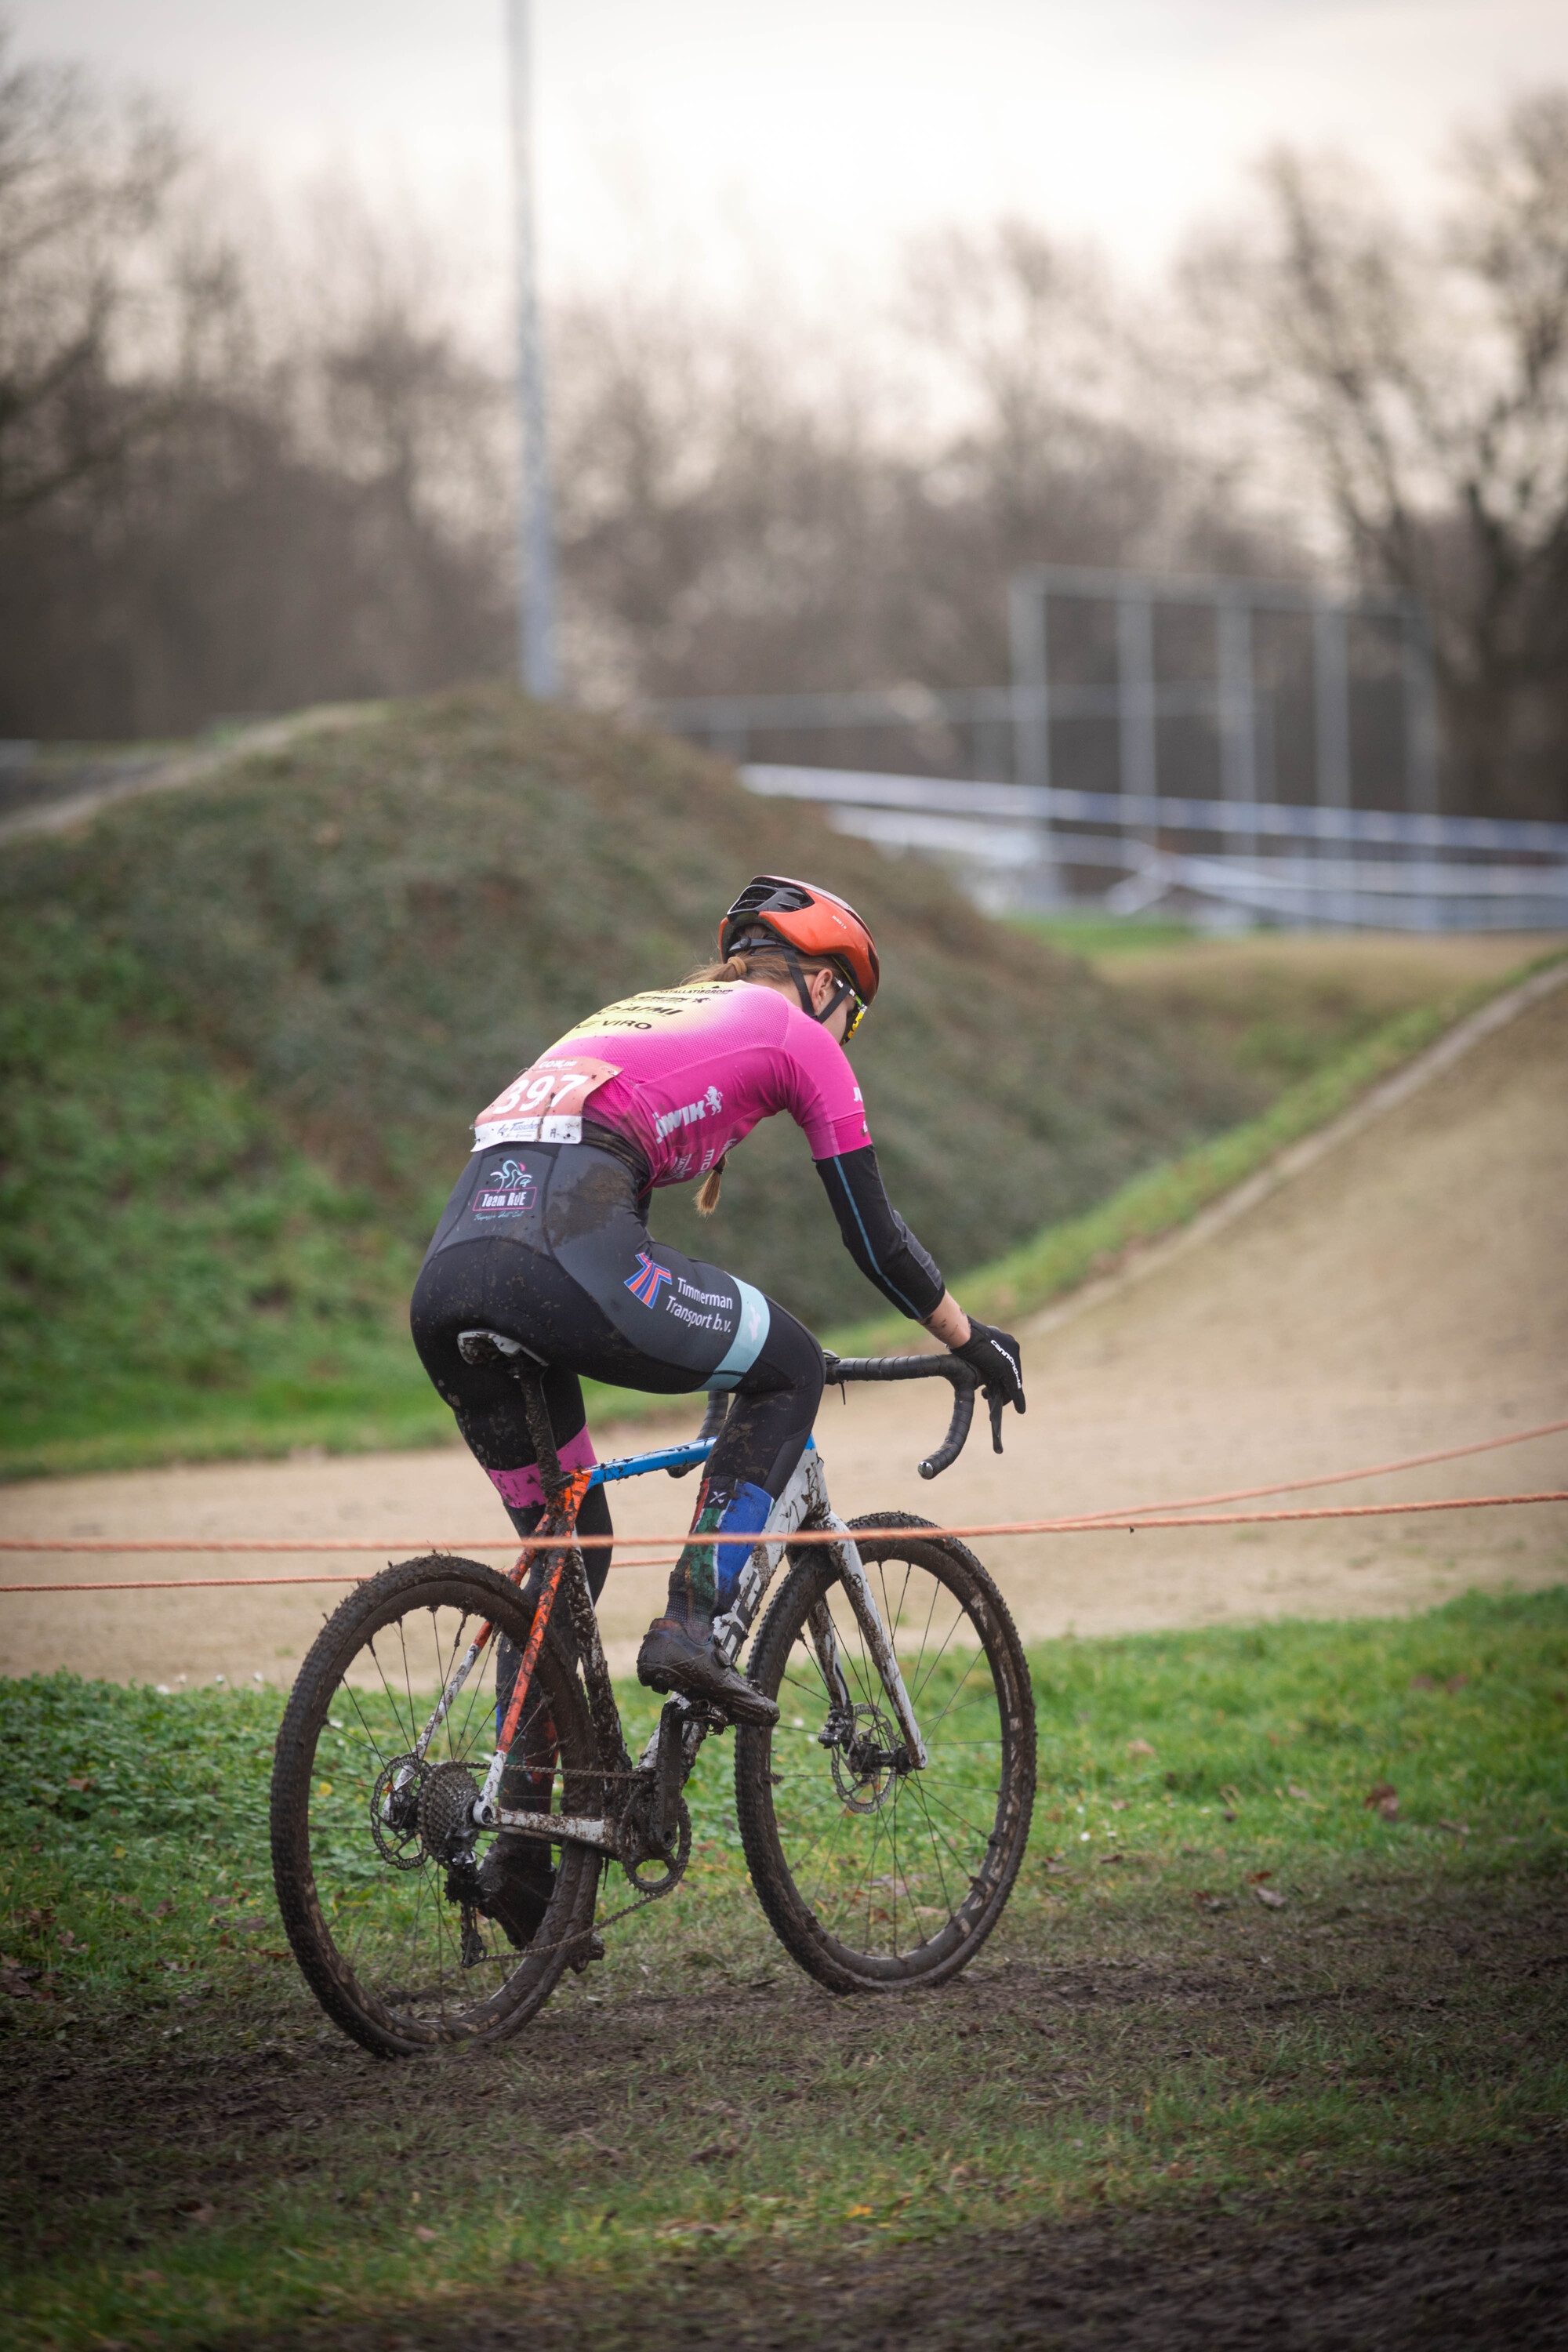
829, 1701, 899, 1814
369, 1752, 427, 1870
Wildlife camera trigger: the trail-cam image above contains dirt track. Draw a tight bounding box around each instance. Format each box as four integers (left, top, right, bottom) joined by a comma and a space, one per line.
2, 972, 1564, 1688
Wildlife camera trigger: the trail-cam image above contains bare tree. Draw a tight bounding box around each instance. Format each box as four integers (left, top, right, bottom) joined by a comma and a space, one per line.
1185, 89, 1568, 818
0, 23, 183, 520
0, 98, 515, 738
0, 20, 1308, 743
549, 230, 1298, 712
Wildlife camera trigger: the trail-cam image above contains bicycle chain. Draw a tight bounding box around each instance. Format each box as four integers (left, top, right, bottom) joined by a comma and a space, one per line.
470, 1517, 744, 1967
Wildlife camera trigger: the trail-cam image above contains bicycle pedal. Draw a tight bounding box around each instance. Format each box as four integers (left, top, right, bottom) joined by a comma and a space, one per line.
568, 1932, 606, 1975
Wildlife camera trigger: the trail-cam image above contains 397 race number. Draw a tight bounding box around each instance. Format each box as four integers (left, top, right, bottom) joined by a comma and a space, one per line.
473, 1055, 621, 1147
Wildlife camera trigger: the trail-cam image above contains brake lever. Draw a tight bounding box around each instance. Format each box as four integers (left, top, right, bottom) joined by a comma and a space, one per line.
986, 1386, 1005, 1455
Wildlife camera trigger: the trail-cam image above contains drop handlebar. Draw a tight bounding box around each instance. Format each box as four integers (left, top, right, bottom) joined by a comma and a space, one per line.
821, 1351, 1004, 1479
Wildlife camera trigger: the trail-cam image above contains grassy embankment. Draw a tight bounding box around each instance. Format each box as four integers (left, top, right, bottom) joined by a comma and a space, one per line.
1, 1587, 1563, 2346
0, 689, 1248, 1480
3, 685, 1561, 1477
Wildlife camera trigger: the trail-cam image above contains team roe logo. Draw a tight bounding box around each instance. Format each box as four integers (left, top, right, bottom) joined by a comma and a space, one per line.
625, 1249, 673, 1307
471, 1157, 536, 1218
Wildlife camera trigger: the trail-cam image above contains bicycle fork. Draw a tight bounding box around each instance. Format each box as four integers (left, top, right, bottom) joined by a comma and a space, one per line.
713, 1446, 929, 1772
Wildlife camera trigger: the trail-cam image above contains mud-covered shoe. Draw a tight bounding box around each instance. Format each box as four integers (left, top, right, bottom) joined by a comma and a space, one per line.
474, 1837, 555, 1949
637, 1619, 779, 1728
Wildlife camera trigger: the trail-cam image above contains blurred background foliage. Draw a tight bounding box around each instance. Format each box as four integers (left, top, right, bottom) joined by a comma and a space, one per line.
0, 27, 1564, 819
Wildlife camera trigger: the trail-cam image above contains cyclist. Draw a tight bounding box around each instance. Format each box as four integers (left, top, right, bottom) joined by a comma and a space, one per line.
410, 877, 1024, 1922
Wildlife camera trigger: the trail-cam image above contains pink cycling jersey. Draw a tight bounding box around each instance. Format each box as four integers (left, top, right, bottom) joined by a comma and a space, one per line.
474, 982, 871, 1187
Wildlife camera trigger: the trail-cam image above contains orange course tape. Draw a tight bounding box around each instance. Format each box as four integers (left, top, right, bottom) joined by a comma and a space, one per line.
0, 1491, 1562, 1592
4, 1410, 1564, 1562
0, 1415, 1562, 1591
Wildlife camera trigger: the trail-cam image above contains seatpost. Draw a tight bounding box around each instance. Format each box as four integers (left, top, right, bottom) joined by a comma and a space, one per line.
515, 1370, 566, 1498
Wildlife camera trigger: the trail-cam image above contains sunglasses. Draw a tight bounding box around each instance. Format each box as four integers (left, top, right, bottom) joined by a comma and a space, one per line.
840, 988, 869, 1043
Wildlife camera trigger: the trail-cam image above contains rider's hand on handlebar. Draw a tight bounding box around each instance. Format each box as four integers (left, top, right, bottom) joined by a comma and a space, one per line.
954, 1319, 1026, 1417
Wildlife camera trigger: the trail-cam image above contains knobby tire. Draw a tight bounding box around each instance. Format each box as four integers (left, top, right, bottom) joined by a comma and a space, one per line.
734, 1512, 1035, 1993
270, 1554, 601, 2057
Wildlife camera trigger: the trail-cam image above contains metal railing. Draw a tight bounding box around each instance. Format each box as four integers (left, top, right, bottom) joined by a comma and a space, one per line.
739, 764, 1568, 931
650, 563, 1563, 928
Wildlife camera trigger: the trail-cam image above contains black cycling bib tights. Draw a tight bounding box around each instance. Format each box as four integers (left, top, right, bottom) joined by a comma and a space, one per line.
411, 1138, 826, 1620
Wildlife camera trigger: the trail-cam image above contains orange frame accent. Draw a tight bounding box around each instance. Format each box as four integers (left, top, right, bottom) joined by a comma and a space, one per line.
495, 1466, 596, 1758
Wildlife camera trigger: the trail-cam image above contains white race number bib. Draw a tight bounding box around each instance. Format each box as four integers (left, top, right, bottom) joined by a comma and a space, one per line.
473, 1055, 621, 1149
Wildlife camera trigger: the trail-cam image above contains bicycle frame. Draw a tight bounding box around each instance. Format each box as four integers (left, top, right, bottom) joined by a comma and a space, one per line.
395, 1427, 931, 1865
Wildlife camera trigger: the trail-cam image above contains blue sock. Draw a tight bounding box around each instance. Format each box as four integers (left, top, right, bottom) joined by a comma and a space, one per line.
712, 1481, 775, 1613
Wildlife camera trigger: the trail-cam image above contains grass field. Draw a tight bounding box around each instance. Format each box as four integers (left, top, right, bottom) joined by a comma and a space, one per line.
9, 934, 1557, 1479
3, 1585, 1564, 2347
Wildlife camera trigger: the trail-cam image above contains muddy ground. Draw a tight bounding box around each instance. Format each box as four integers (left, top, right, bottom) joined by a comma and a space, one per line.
4, 1870, 1564, 2350
3, 963, 1566, 2349
3, 960, 1564, 1688
267, 2141, 1568, 2351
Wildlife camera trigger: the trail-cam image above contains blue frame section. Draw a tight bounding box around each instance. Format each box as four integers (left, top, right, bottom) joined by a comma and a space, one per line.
587, 1431, 815, 1487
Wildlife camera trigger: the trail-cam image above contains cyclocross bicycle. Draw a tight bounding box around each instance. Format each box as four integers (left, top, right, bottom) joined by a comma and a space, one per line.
270, 1344, 1036, 2056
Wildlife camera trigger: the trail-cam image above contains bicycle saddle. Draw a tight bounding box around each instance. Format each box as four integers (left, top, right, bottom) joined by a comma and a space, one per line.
457, 1327, 548, 1369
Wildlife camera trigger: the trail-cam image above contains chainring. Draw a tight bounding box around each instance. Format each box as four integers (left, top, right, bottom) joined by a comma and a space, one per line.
619, 1782, 693, 1895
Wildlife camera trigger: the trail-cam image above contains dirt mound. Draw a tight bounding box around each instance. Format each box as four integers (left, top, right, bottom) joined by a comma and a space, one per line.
0, 685, 1247, 1473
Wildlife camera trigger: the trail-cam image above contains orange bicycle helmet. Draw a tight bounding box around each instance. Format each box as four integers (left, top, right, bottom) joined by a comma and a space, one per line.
719, 875, 880, 1006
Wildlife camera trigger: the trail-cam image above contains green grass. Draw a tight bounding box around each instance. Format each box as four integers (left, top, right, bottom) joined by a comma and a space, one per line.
7, 946, 1558, 1472
1008, 911, 1201, 957
2, 1587, 1564, 2347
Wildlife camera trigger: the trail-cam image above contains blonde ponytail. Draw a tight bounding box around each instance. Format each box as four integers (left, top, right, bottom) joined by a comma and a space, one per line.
682, 947, 790, 989
696, 1155, 728, 1216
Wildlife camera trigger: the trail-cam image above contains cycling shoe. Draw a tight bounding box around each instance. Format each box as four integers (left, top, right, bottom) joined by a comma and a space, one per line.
636, 1619, 779, 1728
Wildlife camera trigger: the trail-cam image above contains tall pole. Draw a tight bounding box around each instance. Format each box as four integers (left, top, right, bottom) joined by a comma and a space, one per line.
1116, 586, 1158, 871
507, 0, 559, 698
1216, 591, 1257, 860
1007, 570, 1057, 905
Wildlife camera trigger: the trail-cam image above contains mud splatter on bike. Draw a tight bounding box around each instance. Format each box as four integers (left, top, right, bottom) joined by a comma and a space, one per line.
270, 1343, 1035, 2055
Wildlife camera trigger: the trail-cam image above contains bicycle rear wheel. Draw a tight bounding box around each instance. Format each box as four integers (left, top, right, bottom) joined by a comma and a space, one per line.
735, 1512, 1035, 1993
270, 1554, 601, 2056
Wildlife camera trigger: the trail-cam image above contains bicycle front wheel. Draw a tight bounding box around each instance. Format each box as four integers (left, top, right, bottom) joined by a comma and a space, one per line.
270, 1554, 601, 2056
735, 1512, 1035, 1993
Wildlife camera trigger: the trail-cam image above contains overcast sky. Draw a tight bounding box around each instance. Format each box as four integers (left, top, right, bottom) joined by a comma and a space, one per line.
12, 1, 1568, 299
